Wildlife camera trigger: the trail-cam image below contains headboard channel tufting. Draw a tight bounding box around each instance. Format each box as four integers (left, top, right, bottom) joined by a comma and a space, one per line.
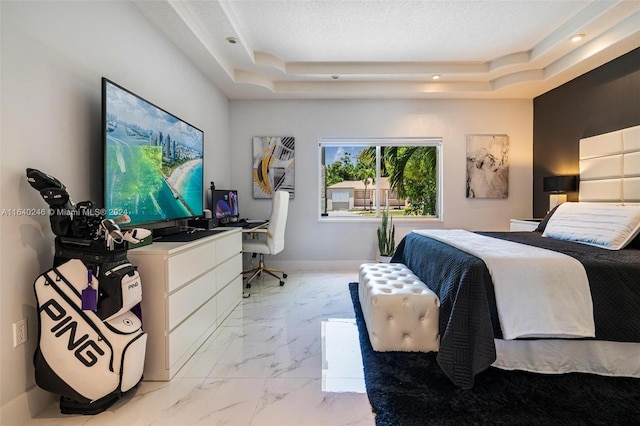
579, 125, 640, 204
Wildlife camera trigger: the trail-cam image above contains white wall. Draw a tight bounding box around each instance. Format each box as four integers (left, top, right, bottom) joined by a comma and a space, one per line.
0, 1, 230, 422
230, 99, 533, 270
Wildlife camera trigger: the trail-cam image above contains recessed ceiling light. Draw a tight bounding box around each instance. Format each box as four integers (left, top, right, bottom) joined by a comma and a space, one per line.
571, 34, 585, 42
432, 74, 441, 80
226, 37, 238, 44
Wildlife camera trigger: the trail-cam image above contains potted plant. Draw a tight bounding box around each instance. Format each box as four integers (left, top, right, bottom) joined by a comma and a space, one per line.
377, 206, 395, 262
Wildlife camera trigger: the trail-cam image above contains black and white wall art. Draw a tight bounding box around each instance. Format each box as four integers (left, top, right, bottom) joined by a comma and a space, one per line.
466, 134, 509, 199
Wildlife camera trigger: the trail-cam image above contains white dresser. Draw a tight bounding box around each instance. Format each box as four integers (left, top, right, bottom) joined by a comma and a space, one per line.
128, 228, 242, 381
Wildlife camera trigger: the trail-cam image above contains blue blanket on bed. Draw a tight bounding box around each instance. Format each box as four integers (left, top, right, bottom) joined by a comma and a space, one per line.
391, 231, 640, 389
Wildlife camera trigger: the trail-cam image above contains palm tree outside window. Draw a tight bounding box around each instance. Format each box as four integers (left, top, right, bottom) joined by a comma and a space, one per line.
319, 138, 442, 220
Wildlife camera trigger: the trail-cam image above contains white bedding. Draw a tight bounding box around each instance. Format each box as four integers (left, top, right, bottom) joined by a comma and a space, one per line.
494, 339, 640, 378
412, 229, 595, 340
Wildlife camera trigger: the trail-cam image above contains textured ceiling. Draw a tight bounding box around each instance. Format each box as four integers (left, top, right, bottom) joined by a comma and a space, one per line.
133, 0, 640, 99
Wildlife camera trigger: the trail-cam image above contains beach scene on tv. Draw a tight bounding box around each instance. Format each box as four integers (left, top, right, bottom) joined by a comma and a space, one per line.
104, 81, 203, 225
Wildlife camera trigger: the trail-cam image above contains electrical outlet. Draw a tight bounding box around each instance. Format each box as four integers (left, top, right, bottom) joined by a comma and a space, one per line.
13, 318, 27, 347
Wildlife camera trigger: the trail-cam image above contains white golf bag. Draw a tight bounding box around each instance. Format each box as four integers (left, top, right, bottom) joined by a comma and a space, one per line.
34, 256, 147, 414
27, 167, 148, 414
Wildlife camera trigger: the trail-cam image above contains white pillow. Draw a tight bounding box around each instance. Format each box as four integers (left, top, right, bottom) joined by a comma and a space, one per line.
543, 202, 640, 250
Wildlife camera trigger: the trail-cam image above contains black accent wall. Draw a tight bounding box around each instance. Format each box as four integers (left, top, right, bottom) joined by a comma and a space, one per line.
532, 47, 640, 218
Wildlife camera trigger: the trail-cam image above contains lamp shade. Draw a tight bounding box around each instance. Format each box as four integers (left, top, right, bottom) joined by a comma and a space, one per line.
543, 175, 577, 193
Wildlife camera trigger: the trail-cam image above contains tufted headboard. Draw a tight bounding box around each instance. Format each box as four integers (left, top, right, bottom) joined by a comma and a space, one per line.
579, 125, 640, 204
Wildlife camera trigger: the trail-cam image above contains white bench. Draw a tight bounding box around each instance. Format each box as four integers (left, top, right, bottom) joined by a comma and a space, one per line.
358, 263, 440, 352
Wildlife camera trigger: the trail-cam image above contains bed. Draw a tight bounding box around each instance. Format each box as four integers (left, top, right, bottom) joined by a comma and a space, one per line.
390, 125, 640, 389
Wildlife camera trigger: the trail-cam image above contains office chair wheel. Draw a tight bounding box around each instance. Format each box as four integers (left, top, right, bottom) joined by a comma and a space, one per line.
283, 273, 288, 279
279, 281, 285, 286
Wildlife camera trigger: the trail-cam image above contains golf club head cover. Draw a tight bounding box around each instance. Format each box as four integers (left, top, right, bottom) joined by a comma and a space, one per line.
122, 228, 151, 244
26, 168, 75, 237
71, 201, 105, 239
39, 188, 71, 208
101, 219, 124, 243
40, 187, 74, 237
112, 214, 131, 224
26, 168, 67, 192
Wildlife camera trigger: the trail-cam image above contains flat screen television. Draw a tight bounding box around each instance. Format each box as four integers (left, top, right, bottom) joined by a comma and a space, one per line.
211, 189, 239, 224
102, 78, 204, 227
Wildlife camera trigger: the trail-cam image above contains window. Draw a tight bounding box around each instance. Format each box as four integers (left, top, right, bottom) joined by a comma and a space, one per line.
319, 138, 442, 220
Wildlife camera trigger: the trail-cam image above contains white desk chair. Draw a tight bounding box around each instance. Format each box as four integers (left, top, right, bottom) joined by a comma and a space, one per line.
242, 190, 289, 289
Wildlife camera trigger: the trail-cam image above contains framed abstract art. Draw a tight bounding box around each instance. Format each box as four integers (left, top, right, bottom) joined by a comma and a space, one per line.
252, 136, 295, 199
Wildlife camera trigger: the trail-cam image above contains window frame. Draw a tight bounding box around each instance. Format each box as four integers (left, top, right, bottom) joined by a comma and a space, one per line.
318, 137, 443, 222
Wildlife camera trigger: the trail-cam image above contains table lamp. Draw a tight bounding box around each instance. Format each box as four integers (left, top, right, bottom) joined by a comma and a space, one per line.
543, 175, 577, 211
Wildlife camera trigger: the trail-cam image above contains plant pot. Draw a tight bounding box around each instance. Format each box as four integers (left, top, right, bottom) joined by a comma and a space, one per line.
379, 255, 392, 263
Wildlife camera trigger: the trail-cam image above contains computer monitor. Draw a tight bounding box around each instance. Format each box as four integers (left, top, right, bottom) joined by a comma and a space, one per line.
211, 189, 239, 224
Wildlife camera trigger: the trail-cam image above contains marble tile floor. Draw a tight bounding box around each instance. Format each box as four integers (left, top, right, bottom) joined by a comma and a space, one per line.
29, 271, 375, 426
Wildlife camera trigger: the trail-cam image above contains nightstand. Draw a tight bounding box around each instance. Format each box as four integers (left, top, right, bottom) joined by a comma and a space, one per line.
509, 219, 542, 232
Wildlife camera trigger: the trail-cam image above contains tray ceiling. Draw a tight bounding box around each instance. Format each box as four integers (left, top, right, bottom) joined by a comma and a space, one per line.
134, 0, 640, 99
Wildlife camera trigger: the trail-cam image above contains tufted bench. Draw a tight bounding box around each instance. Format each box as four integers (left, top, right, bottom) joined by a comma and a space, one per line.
358, 263, 440, 352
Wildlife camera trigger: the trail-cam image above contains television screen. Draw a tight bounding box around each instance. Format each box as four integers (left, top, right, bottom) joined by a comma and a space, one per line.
102, 78, 204, 226
212, 190, 239, 224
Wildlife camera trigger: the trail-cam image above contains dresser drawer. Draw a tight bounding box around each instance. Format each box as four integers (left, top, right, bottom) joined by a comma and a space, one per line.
167, 243, 215, 292
217, 254, 241, 293
168, 295, 217, 370
168, 268, 217, 331
217, 234, 242, 262
217, 275, 241, 322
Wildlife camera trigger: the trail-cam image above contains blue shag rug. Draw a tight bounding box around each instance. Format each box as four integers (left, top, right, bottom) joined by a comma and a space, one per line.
349, 282, 640, 426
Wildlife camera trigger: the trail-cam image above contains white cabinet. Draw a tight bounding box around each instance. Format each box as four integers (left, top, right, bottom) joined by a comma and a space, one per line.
128, 229, 242, 381
509, 219, 542, 232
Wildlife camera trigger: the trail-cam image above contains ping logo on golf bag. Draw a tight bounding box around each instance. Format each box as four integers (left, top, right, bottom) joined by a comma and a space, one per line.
128, 279, 139, 291
100, 263, 142, 321
40, 298, 105, 367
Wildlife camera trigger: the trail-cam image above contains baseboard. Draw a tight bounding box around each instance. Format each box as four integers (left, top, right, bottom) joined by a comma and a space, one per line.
0, 385, 55, 425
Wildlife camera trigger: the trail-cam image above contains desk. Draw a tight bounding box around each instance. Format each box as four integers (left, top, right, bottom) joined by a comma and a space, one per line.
244, 220, 269, 229
224, 219, 268, 229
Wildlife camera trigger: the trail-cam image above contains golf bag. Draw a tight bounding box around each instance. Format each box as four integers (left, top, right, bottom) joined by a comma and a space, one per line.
27, 168, 147, 414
